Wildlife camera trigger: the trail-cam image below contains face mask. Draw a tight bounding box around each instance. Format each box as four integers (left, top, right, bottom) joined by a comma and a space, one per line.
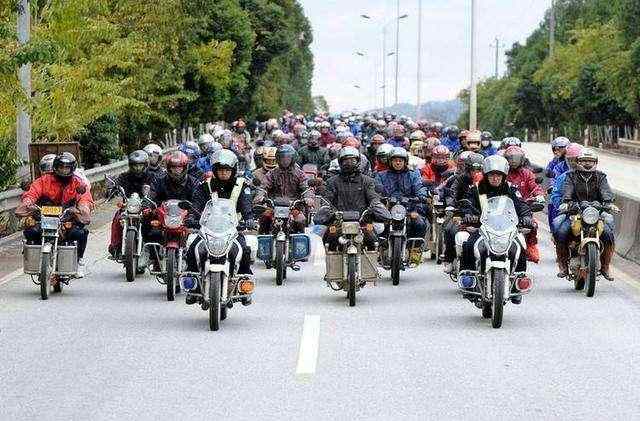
481, 140, 490, 147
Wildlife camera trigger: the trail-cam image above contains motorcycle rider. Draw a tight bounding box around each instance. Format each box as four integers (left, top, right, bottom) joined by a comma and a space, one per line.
319, 121, 336, 147
107, 150, 156, 259
408, 141, 426, 171
458, 156, 533, 302
421, 145, 456, 190
143, 144, 166, 179
549, 143, 582, 234
388, 125, 409, 149
374, 143, 394, 172
366, 134, 386, 164
16, 152, 93, 277
256, 144, 312, 234
422, 137, 441, 165
184, 150, 255, 305
178, 141, 205, 180
297, 130, 331, 169
195, 138, 223, 174
441, 125, 461, 154
555, 148, 617, 280
318, 147, 388, 250
546, 137, 571, 180
151, 151, 200, 205
504, 146, 545, 263
480, 131, 497, 157
253, 146, 277, 187
376, 147, 429, 238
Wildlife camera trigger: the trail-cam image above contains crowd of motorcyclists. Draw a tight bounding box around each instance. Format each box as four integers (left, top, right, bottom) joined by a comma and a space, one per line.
16, 109, 619, 309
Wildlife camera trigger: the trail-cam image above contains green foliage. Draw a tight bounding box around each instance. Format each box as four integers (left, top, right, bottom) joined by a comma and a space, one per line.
313, 96, 330, 114
74, 113, 121, 168
461, 0, 640, 142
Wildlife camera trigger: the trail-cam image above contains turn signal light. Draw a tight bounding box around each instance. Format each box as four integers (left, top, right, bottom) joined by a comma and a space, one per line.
329, 226, 337, 234
24, 216, 37, 228
365, 223, 373, 232
116, 201, 124, 209
516, 276, 532, 292
63, 221, 74, 230
150, 220, 161, 228
239, 280, 255, 294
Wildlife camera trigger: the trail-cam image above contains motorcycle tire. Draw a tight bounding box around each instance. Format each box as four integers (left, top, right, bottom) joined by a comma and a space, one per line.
124, 230, 137, 283
275, 241, 286, 286
39, 251, 51, 300
491, 269, 505, 329
221, 304, 227, 321
585, 243, 598, 298
574, 278, 585, 291
436, 225, 444, 265
481, 301, 492, 319
347, 254, 357, 307
165, 248, 177, 301
209, 272, 222, 331
391, 238, 402, 286
53, 277, 63, 293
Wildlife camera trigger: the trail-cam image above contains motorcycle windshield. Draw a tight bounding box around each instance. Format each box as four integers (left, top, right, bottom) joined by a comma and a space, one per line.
481, 196, 518, 232
200, 198, 238, 234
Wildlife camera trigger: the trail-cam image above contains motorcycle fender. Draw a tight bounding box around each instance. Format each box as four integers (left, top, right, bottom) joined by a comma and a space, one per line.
276, 231, 286, 242
579, 237, 600, 253
485, 258, 509, 271
207, 263, 227, 274
136, 225, 143, 256
346, 245, 358, 255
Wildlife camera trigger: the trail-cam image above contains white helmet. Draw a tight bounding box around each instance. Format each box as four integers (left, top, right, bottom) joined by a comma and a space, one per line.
143, 144, 163, 167
482, 155, 509, 176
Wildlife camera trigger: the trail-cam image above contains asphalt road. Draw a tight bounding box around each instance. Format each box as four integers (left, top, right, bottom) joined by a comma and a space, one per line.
1, 218, 640, 420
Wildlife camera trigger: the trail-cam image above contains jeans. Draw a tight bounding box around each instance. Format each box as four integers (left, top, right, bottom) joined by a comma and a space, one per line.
24, 223, 88, 259
552, 213, 614, 245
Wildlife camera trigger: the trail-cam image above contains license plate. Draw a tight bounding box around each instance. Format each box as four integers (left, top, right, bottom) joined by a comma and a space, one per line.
274, 206, 289, 218
41, 206, 62, 216
41, 216, 60, 230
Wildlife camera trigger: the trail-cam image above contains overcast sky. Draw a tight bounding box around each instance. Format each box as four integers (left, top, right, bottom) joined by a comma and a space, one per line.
299, 0, 551, 113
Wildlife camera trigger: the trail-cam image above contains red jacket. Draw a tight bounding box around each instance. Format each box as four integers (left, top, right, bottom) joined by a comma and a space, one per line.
421, 161, 456, 185
319, 132, 336, 147
18, 174, 94, 223
374, 161, 389, 172
507, 167, 543, 201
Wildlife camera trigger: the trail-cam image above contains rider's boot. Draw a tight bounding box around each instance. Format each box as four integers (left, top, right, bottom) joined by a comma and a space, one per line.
600, 242, 615, 281
555, 243, 569, 278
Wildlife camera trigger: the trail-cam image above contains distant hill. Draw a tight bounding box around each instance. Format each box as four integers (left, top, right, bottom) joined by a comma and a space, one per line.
369, 99, 463, 124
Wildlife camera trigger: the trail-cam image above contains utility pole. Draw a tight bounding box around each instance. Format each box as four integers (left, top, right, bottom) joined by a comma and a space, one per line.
416, 0, 422, 120
549, 0, 556, 57
17, 0, 31, 170
469, 0, 478, 131
490, 37, 505, 78
394, 0, 400, 105
382, 26, 387, 113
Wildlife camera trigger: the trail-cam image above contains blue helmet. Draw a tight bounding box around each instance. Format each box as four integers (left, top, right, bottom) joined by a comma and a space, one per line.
179, 141, 201, 161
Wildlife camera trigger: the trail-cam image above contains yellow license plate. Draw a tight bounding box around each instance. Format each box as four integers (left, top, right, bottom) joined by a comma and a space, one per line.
41, 206, 62, 216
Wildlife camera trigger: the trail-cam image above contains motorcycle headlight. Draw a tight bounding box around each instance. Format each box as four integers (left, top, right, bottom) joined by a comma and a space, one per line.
206, 235, 228, 256
127, 202, 141, 214
581, 206, 600, 225
487, 232, 511, 255
391, 205, 406, 221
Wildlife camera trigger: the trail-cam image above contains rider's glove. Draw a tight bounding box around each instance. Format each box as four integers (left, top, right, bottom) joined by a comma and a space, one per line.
607, 204, 620, 214
559, 203, 570, 213
245, 219, 257, 230
462, 214, 479, 225
520, 216, 534, 228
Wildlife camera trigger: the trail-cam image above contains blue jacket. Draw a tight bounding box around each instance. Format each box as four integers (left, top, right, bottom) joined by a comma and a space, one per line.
388, 137, 408, 148
441, 136, 461, 154
196, 156, 214, 173
550, 171, 569, 209
480, 145, 497, 157
546, 157, 568, 180
375, 169, 428, 213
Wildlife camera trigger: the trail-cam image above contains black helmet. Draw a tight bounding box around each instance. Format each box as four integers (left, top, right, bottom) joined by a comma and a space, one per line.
448, 125, 460, 137
465, 152, 485, 173
276, 144, 296, 169
39, 154, 56, 174
52, 152, 77, 180
128, 150, 149, 175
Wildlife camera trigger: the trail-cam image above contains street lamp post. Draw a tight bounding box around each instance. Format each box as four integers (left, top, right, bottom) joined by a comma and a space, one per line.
469, 0, 478, 131
17, 0, 31, 172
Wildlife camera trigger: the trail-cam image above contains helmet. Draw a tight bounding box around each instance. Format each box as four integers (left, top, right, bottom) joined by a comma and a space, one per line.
309, 130, 321, 141
338, 146, 361, 174
52, 152, 77, 180
164, 151, 189, 182
39, 154, 56, 174
128, 150, 150, 175
500, 137, 522, 150
448, 125, 460, 138
410, 141, 424, 156
376, 143, 394, 163
320, 121, 331, 130
276, 144, 296, 168
197, 134, 216, 154
389, 147, 409, 169
481, 131, 493, 141
504, 146, 526, 170
462, 130, 481, 152
483, 155, 509, 176
217, 130, 234, 148
423, 137, 441, 157
371, 134, 386, 146
336, 131, 351, 143
343, 137, 360, 149
577, 148, 598, 171
456, 151, 473, 169
409, 130, 425, 142
466, 152, 485, 173
215, 149, 239, 171
565, 143, 583, 159
551, 136, 571, 149
459, 129, 470, 142
143, 143, 163, 166
266, 118, 279, 130
392, 125, 406, 136
431, 145, 451, 168
179, 141, 201, 161
263, 146, 278, 170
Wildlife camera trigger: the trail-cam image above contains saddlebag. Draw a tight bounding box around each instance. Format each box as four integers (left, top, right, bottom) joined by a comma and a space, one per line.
324, 250, 379, 282
23, 243, 42, 274
56, 245, 78, 275
289, 234, 311, 261
257, 235, 273, 262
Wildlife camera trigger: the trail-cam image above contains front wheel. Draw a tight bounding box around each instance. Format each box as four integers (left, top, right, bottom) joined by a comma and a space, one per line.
391, 237, 402, 286
165, 248, 177, 301
275, 240, 286, 286
209, 272, 222, 331
124, 230, 138, 282
435, 224, 444, 265
347, 254, 357, 307
39, 251, 51, 300
491, 269, 506, 329
585, 243, 599, 298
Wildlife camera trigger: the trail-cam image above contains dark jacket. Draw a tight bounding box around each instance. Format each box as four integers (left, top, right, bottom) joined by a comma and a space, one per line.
322, 171, 382, 212
151, 174, 199, 205
188, 164, 204, 181
297, 145, 331, 168
460, 179, 532, 224
445, 173, 474, 208
262, 167, 309, 200
375, 169, 428, 202
116, 172, 157, 198
561, 170, 614, 204
192, 177, 253, 222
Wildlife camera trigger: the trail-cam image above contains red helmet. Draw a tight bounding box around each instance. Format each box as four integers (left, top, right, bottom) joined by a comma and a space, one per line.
343, 137, 360, 149
164, 151, 189, 182
504, 146, 526, 170
431, 145, 451, 167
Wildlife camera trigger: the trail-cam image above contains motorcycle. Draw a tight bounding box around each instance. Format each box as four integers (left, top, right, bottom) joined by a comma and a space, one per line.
22, 205, 80, 300
323, 210, 380, 307
456, 197, 533, 329
255, 191, 312, 286
106, 176, 156, 282
178, 196, 255, 331
563, 201, 615, 297
379, 197, 426, 285
145, 200, 188, 301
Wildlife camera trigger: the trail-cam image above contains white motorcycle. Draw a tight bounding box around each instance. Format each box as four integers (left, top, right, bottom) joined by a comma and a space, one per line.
179, 196, 255, 331
457, 196, 533, 328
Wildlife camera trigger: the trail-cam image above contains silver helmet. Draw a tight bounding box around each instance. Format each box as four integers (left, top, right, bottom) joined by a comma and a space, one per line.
482, 155, 509, 176
215, 149, 239, 169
